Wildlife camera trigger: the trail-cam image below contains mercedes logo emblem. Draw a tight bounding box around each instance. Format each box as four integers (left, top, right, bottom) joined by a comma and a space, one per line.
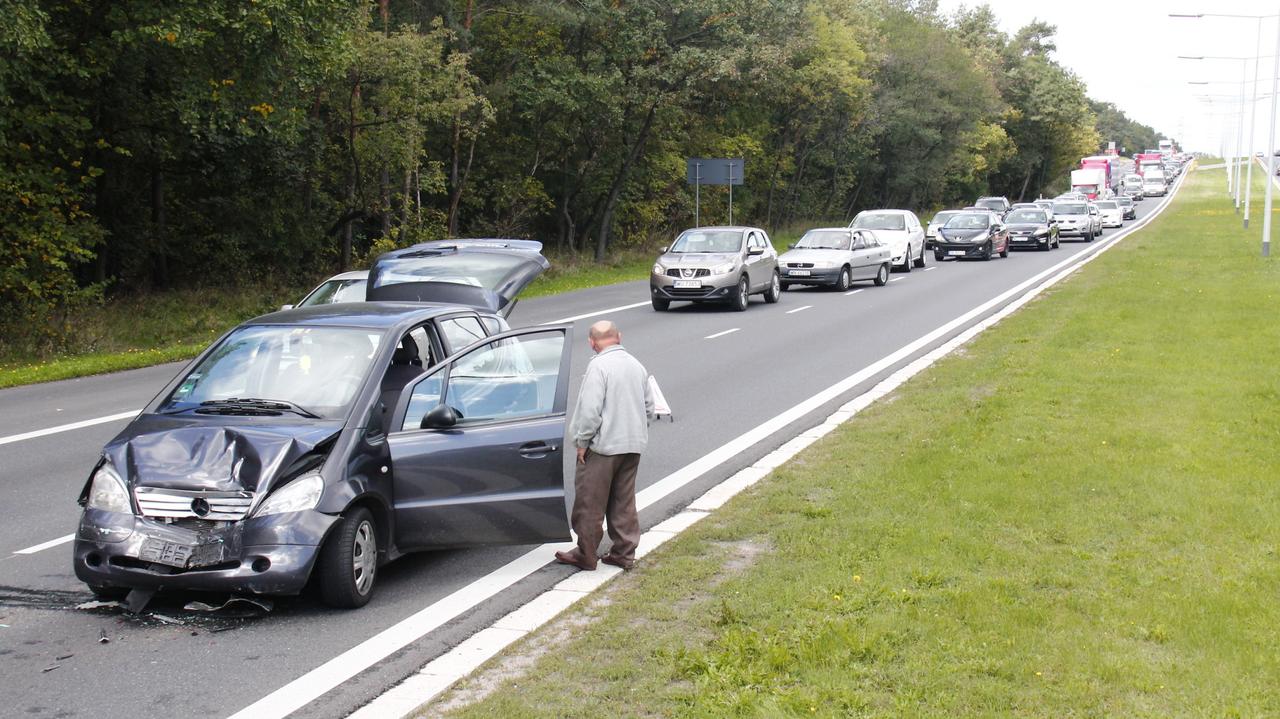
191, 498, 211, 517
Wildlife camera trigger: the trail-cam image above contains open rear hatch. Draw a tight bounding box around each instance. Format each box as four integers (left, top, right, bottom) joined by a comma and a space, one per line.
366, 240, 549, 316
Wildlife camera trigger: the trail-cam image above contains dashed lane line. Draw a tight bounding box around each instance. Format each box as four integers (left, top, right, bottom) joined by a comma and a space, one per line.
704, 328, 741, 339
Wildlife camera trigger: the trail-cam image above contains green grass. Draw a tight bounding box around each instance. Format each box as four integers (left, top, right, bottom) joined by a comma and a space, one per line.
425, 163, 1280, 717
0, 225, 816, 389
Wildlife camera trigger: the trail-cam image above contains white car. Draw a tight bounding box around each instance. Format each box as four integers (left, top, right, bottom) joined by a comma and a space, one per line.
925, 210, 963, 250
284, 270, 369, 310
1094, 200, 1124, 228
849, 209, 926, 271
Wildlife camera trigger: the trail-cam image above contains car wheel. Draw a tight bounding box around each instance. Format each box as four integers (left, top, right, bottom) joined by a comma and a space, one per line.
651, 297, 670, 312
913, 243, 926, 268
1085, 229, 1094, 243
764, 271, 781, 303
834, 266, 851, 291
318, 506, 378, 608
999, 241, 1009, 258
873, 263, 889, 286
901, 246, 913, 273
982, 241, 993, 261
934, 250, 945, 262
731, 275, 749, 312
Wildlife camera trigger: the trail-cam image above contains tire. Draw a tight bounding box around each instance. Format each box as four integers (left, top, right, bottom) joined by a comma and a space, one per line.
1040, 238, 1050, 251
651, 297, 670, 312
901, 246, 912, 273
913, 243, 926, 268
834, 266, 851, 292
318, 506, 378, 609
982, 241, 993, 261
873, 263, 890, 286
934, 250, 945, 262
1085, 229, 1094, 243
763, 271, 781, 303
731, 276, 749, 312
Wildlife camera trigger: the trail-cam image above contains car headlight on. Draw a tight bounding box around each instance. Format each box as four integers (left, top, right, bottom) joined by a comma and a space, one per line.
652, 263, 665, 275
253, 473, 324, 517
86, 463, 131, 514
708, 262, 737, 275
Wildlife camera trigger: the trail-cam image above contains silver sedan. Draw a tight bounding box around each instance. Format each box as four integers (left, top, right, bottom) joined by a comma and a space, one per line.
778, 228, 891, 291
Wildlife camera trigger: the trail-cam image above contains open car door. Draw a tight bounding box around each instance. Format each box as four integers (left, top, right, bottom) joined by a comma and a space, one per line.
386, 325, 572, 550
365, 240, 549, 317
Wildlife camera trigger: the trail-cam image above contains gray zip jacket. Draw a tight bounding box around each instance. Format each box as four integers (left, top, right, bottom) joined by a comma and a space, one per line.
570, 345, 655, 455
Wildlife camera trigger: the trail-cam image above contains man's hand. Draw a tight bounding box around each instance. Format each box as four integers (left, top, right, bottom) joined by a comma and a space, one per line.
577, 447, 587, 464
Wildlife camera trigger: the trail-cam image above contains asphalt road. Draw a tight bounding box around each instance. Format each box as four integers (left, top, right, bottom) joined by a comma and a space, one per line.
0, 188, 1178, 718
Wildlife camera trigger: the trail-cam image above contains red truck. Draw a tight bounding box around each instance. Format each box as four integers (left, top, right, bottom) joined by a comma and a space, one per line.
1134, 152, 1163, 177
1079, 156, 1114, 195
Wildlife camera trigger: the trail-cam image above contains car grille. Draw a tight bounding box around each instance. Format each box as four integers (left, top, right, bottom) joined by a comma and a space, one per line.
665, 268, 710, 278
134, 487, 255, 521
784, 262, 815, 268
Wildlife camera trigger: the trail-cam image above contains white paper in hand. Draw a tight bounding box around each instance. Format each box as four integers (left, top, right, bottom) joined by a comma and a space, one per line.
647, 374, 673, 421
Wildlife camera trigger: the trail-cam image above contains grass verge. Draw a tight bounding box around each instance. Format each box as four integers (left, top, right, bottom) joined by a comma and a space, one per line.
0, 228, 811, 389
425, 164, 1280, 717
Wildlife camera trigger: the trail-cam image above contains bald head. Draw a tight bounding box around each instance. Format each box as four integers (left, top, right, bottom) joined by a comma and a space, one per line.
587, 320, 621, 353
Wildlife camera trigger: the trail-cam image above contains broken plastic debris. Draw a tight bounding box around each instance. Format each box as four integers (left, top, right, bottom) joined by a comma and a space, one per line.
55, 653, 73, 661
41, 665, 60, 673
183, 596, 273, 614
151, 614, 183, 625
97, 630, 110, 644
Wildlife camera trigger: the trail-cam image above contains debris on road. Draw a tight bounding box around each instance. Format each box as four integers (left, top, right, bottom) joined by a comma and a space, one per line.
151, 614, 183, 625
55, 654, 73, 661
76, 600, 123, 611
183, 596, 273, 615
125, 588, 155, 614
41, 665, 60, 673
98, 630, 110, 644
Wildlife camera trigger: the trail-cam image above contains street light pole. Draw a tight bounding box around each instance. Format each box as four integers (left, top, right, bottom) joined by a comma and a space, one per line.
1245, 17, 1263, 228
1235, 58, 1246, 211
1263, 14, 1280, 258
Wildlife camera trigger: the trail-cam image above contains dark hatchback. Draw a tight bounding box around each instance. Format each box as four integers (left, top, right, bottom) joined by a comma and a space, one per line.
1003, 208, 1060, 251
74, 241, 575, 608
932, 212, 1010, 261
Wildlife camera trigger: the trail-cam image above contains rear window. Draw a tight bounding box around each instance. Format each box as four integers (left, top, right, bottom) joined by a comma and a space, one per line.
944, 213, 990, 230
851, 213, 906, 231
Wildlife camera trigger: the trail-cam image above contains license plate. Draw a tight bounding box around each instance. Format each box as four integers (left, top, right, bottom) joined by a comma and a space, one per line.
787, 269, 811, 277
139, 537, 223, 569
672, 280, 701, 289
949, 250, 966, 256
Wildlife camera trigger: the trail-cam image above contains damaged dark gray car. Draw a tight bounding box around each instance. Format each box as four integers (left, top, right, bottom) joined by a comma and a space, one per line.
74, 240, 573, 608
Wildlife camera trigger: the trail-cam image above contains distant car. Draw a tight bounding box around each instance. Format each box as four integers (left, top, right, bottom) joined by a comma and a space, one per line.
849, 209, 926, 271
1142, 175, 1166, 197
1115, 195, 1137, 220
933, 212, 1010, 261
650, 226, 781, 312
285, 270, 369, 311
1095, 200, 1124, 228
974, 196, 1011, 216
1053, 200, 1099, 241
1032, 199, 1056, 216
1003, 208, 1060, 251
777, 228, 892, 291
1010, 202, 1038, 211
925, 210, 963, 250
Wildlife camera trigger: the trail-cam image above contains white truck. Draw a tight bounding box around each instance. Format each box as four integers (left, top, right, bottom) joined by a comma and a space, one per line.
1070, 168, 1107, 200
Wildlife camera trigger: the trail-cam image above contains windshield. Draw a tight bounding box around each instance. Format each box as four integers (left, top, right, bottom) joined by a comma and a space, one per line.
668, 229, 744, 253
298, 279, 368, 307
1054, 203, 1087, 215
852, 213, 905, 231
1006, 210, 1046, 224
795, 230, 852, 250
976, 199, 1005, 210
160, 326, 381, 419
944, 214, 990, 230
1117, 197, 1133, 205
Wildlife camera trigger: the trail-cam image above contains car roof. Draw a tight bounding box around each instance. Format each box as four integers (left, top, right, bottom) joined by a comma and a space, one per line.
321, 270, 370, 282
679, 226, 760, 232
247, 301, 474, 330
857, 209, 911, 215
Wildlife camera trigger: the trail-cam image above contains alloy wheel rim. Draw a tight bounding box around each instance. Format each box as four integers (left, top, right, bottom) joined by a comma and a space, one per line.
771, 273, 780, 295
352, 520, 376, 595
739, 278, 748, 308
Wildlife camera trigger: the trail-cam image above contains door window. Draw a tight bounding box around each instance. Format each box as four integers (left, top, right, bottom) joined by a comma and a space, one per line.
439, 315, 487, 354
399, 329, 566, 431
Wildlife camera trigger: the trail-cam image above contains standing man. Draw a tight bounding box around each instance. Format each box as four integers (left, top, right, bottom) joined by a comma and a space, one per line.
555, 320, 655, 571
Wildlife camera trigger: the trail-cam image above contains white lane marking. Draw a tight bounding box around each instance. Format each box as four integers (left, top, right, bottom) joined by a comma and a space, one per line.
704, 328, 740, 339
0, 410, 140, 448
889, 277, 905, 283
844, 289, 865, 296
542, 301, 650, 325
353, 170, 1191, 719
234, 173, 1189, 719
924, 266, 936, 272
13, 534, 74, 555
785, 305, 812, 314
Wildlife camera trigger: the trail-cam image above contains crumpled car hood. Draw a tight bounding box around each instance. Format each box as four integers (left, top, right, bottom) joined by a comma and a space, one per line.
103, 415, 343, 494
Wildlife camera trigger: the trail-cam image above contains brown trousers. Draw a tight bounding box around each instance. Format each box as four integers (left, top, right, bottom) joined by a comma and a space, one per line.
571, 451, 641, 563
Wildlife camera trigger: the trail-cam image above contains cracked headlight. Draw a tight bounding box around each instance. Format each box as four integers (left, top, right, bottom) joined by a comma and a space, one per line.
87, 463, 130, 514
254, 474, 324, 517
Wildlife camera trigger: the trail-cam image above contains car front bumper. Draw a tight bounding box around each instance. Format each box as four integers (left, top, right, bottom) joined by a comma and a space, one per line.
1008, 233, 1051, 248
73, 508, 338, 596
780, 267, 841, 284
1056, 223, 1090, 237
933, 240, 989, 258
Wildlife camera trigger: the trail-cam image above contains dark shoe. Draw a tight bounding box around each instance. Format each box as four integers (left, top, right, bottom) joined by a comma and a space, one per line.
554, 550, 597, 571
600, 554, 634, 571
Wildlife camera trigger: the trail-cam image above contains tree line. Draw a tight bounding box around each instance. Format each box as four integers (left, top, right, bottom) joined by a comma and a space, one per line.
1, 0, 1166, 350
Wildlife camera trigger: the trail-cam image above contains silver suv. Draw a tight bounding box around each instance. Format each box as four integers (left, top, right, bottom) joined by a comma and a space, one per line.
650, 226, 781, 312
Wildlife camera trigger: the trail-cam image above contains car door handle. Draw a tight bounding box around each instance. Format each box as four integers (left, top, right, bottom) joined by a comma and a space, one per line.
519, 442, 558, 458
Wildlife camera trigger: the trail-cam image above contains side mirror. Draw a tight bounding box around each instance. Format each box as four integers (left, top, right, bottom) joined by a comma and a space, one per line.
421, 404, 459, 429
747, 246, 765, 256
787, 243, 796, 250
659, 246, 668, 254
280, 304, 294, 311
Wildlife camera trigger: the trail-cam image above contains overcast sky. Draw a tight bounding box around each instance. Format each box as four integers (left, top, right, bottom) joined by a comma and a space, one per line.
936, 0, 1280, 154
